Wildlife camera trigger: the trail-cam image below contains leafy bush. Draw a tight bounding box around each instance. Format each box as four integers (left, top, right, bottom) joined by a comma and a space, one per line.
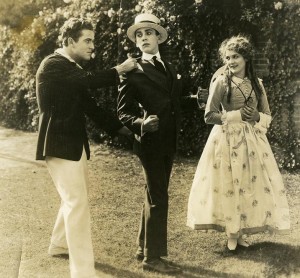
0, 0, 299, 169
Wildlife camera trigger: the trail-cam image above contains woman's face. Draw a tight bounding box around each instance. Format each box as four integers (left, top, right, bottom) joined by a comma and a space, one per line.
225, 49, 247, 78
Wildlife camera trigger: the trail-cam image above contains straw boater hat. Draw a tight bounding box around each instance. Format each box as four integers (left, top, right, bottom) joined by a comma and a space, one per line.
127, 13, 168, 44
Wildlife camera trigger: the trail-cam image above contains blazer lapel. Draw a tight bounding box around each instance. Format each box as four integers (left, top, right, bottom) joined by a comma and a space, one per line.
139, 60, 170, 93
162, 59, 177, 95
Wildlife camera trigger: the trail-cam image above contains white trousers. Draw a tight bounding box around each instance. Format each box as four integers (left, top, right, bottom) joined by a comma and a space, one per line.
46, 149, 97, 278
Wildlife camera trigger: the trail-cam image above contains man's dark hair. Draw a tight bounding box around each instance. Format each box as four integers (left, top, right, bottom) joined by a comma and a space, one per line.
59, 17, 94, 46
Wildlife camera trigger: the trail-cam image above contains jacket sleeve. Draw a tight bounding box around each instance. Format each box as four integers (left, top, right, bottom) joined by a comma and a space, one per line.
117, 78, 144, 136
42, 56, 119, 88
83, 94, 123, 137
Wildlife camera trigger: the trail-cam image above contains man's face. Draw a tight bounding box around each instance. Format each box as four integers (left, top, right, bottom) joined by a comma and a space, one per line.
135, 28, 160, 54
70, 29, 95, 63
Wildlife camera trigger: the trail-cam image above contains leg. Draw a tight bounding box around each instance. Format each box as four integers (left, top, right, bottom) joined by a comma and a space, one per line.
48, 200, 68, 255
46, 149, 97, 278
138, 154, 174, 258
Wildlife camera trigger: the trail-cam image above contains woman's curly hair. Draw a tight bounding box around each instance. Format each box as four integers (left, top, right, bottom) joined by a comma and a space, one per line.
218, 35, 263, 103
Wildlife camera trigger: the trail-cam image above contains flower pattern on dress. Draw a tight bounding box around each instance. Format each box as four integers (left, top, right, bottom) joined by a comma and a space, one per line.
225, 190, 234, 197
266, 211, 272, 218
241, 214, 247, 221
225, 216, 232, 222
279, 189, 286, 196
200, 199, 207, 205
263, 153, 269, 159
231, 151, 238, 158
234, 179, 239, 186
249, 151, 256, 159
251, 176, 257, 183
252, 200, 258, 207
213, 162, 220, 169
264, 187, 271, 194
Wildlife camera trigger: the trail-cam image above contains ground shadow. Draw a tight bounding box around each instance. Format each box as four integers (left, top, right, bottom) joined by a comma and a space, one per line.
95, 260, 248, 278
214, 241, 300, 277
243, 242, 300, 276
95, 261, 145, 278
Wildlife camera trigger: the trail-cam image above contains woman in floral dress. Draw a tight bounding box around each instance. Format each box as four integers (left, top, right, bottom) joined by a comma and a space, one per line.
187, 35, 290, 251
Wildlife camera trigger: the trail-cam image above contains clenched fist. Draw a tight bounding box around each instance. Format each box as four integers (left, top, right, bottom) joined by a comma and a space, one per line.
115, 57, 137, 75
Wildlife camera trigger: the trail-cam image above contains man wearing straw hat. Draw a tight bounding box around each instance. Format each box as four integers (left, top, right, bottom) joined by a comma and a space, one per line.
117, 13, 182, 274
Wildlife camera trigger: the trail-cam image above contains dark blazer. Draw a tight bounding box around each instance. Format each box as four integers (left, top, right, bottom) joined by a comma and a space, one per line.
36, 53, 123, 161
117, 58, 182, 156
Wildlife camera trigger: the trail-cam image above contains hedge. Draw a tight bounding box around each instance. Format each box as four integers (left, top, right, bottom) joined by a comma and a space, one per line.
0, 0, 299, 169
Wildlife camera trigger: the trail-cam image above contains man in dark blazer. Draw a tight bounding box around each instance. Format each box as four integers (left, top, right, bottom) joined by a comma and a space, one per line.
36, 17, 136, 278
117, 13, 182, 274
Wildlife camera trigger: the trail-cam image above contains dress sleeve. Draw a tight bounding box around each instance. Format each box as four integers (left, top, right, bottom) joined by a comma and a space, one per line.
204, 76, 225, 125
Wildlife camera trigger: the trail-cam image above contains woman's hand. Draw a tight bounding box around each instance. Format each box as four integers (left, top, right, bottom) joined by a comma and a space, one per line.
240, 106, 260, 122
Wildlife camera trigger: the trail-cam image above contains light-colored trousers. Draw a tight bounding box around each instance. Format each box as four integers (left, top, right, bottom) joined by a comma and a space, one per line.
46, 149, 97, 278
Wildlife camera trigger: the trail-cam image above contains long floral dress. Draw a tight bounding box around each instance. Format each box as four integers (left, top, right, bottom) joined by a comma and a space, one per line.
187, 75, 290, 238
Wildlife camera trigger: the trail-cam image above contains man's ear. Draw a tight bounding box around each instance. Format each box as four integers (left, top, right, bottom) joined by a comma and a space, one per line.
67, 37, 74, 46
157, 33, 163, 43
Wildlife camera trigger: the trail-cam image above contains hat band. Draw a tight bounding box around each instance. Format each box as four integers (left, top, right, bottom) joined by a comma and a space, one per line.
138, 20, 160, 25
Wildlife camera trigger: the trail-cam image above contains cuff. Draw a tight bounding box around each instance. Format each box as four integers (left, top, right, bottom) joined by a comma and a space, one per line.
221, 110, 242, 124
254, 113, 272, 134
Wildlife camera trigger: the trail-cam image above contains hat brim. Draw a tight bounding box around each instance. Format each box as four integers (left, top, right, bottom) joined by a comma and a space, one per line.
127, 23, 168, 44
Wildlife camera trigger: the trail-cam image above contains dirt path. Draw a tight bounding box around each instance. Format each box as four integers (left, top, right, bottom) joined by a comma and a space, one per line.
0, 126, 112, 278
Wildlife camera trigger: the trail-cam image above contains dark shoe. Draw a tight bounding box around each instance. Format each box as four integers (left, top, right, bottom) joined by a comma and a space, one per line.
48, 244, 69, 258
135, 247, 144, 261
222, 247, 237, 257
237, 237, 250, 248
142, 258, 181, 274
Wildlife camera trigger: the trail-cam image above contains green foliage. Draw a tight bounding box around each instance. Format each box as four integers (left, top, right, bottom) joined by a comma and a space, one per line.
0, 0, 299, 168
263, 3, 300, 169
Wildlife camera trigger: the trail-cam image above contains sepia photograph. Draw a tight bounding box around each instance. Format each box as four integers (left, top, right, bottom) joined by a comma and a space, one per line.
0, 0, 299, 277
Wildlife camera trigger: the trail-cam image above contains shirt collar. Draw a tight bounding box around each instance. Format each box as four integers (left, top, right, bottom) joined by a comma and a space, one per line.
55, 48, 83, 69
142, 52, 161, 61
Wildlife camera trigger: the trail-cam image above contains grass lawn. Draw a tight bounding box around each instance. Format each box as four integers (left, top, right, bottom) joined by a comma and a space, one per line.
88, 144, 300, 278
